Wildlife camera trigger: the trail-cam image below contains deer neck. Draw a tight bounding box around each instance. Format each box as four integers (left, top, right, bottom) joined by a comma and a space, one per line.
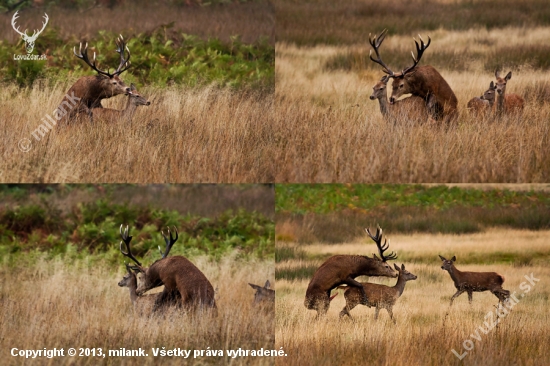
128, 277, 138, 306
446, 264, 463, 285
378, 95, 390, 116
496, 92, 505, 113
393, 274, 408, 297
122, 98, 138, 120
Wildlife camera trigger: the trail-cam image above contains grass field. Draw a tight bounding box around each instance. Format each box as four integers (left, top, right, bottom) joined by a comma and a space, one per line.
275, 229, 550, 365
0, 253, 275, 366
1, 83, 274, 182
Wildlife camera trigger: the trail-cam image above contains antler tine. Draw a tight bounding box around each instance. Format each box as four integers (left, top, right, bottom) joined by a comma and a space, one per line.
160, 226, 178, 259
74, 41, 113, 77
401, 34, 431, 75
119, 224, 142, 267
368, 29, 395, 77
365, 225, 398, 262
114, 34, 131, 75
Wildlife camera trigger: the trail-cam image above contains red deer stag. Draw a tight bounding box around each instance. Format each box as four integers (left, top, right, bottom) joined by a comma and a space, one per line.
304, 226, 398, 319
58, 35, 132, 124
120, 225, 217, 314
369, 29, 458, 123
439, 255, 510, 305
338, 263, 417, 323
370, 75, 428, 124
467, 81, 497, 117
494, 70, 525, 115
249, 280, 275, 304
118, 263, 181, 315
93, 84, 150, 123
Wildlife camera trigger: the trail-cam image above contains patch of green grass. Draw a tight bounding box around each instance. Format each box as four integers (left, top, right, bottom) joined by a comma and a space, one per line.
276, 265, 319, 281
275, 246, 308, 262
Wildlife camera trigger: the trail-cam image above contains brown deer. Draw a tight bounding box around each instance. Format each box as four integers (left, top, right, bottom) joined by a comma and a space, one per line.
338, 263, 417, 323
249, 280, 275, 304
370, 75, 428, 124
439, 255, 510, 305
494, 70, 525, 115
58, 35, 132, 124
369, 29, 458, 123
120, 225, 217, 314
93, 84, 150, 123
304, 226, 398, 319
467, 81, 497, 117
118, 263, 181, 315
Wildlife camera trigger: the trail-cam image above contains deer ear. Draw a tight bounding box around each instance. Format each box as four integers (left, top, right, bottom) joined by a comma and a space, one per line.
372, 254, 380, 261
264, 280, 271, 289
490, 81, 494, 88
401, 263, 405, 270
505, 72, 512, 81
394, 263, 400, 271
130, 83, 137, 91
438, 255, 446, 261
249, 283, 261, 290
495, 69, 500, 78
451, 256, 456, 262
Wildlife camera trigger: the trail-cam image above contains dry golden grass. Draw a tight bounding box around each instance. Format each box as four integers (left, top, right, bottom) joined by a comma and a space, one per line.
0, 82, 274, 182
0, 253, 275, 365
275, 229, 550, 365
274, 27, 550, 182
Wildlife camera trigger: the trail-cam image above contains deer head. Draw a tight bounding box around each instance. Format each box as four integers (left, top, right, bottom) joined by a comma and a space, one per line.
495, 70, 512, 96
249, 280, 275, 304
480, 81, 497, 105
73, 35, 133, 97
11, 11, 49, 54
394, 263, 417, 281
438, 255, 456, 271
370, 75, 390, 101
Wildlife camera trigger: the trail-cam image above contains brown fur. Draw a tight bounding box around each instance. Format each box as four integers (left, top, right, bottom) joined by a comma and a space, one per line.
391, 65, 458, 123
93, 84, 150, 123
249, 280, 275, 304
495, 70, 525, 115
339, 263, 417, 323
439, 255, 510, 305
370, 76, 428, 124
135, 256, 217, 314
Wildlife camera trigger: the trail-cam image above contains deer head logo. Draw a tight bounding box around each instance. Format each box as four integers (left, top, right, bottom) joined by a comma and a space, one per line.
11, 11, 49, 54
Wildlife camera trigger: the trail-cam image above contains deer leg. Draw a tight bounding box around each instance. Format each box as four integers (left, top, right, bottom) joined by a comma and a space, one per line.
450, 289, 465, 306
374, 307, 380, 320
467, 291, 473, 304
387, 308, 396, 324
153, 288, 170, 312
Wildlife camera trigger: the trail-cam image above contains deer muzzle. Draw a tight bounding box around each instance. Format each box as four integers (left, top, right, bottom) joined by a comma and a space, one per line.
369, 95, 375, 100
389, 97, 396, 104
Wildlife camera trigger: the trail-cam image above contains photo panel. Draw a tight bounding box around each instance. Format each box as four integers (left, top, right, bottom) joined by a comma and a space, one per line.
0, 1, 274, 183
0, 184, 275, 365
275, 184, 550, 365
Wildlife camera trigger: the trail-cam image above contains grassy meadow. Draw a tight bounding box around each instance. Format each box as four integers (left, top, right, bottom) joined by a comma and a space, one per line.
275, 230, 550, 366
275, 184, 550, 365
0, 184, 276, 365
0, 1, 274, 183
274, 0, 550, 182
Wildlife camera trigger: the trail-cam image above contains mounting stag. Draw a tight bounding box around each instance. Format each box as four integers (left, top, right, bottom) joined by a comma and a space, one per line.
304, 226, 398, 319
467, 81, 497, 117
120, 225, 217, 314
338, 263, 417, 323
249, 280, 275, 304
118, 263, 181, 315
369, 29, 458, 123
494, 70, 525, 115
439, 255, 510, 305
58, 35, 132, 124
370, 75, 428, 124
93, 84, 150, 123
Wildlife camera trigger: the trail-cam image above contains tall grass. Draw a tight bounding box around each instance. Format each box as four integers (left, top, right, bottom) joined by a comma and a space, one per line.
0, 83, 274, 182
275, 230, 550, 365
0, 253, 275, 366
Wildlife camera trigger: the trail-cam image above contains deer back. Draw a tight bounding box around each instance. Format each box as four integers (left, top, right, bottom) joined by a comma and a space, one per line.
504, 94, 525, 113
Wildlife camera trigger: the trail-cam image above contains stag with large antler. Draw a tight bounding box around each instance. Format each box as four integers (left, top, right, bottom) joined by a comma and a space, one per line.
119, 225, 217, 314
57, 35, 133, 124
11, 11, 49, 54
304, 226, 398, 318
369, 29, 458, 123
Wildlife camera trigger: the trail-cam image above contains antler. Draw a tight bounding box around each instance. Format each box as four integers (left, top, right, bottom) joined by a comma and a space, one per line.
365, 225, 397, 262
114, 34, 131, 76
401, 34, 431, 76
119, 224, 142, 267
369, 29, 395, 77
11, 11, 27, 37
26, 13, 48, 41
160, 226, 178, 259
74, 42, 115, 77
